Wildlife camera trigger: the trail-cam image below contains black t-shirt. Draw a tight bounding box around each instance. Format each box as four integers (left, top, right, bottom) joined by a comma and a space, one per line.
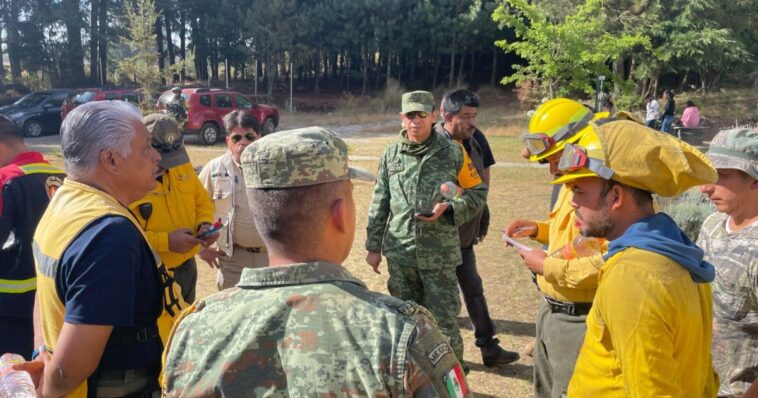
56, 215, 163, 370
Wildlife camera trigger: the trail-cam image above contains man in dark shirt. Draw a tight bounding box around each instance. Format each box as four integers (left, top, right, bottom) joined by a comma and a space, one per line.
0, 115, 64, 359
22, 100, 164, 398
436, 89, 520, 368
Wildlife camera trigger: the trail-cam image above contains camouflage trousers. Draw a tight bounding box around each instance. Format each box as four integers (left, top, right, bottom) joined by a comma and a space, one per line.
387, 261, 463, 363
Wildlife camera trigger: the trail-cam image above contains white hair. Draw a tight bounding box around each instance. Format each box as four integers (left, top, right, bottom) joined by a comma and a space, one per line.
60, 100, 143, 178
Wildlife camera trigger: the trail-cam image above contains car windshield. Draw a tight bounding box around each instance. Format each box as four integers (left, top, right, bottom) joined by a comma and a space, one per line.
13, 93, 49, 107
74, 91, 96, 104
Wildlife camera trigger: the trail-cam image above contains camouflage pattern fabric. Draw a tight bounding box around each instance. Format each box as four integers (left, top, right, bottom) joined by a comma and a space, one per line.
240, 126, 374, 189
698, 212, 758, 397
365, 130, 488, 269
163, 261, 470, 397
388, 260, 463, 365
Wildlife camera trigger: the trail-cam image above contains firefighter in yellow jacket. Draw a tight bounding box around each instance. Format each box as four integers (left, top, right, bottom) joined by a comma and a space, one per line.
129, 114, 217, 305
554, 120, 720, 397
24, 101, 164, 397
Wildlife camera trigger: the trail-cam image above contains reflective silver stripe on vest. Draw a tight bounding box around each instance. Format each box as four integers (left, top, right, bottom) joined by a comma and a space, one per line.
0, 276, 36, 293
33, 242, 59, 278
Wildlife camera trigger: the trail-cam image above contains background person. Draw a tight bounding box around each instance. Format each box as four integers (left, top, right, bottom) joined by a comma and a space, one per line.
365, 90, 488, 366
681, 100, 701, 128
435, 88, 519, 367
645, 93, 660, 128
163, 127, 471, 397
25, 101, 164, 397
0, 115, 64, 360
129, 114, 217, 307
661, 89, 676, 133
697, 128, 758, 397
198, 110, 267, 289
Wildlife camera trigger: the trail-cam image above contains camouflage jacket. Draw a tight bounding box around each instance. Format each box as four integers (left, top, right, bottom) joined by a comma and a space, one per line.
365, 130, 488, 269
698, 212, 758, 397
163, 261, 470, 397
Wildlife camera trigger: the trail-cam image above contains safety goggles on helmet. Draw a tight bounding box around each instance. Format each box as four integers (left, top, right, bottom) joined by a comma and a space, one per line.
558, 143, 614, 179
522, 110, 595, 156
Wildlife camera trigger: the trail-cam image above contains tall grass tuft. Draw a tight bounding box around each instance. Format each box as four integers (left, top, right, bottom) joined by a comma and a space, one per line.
369, 79, 404, 114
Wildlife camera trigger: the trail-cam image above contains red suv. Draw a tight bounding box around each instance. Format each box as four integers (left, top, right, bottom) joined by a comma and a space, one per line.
157, 88, 279, 145
62, 88, 143, 119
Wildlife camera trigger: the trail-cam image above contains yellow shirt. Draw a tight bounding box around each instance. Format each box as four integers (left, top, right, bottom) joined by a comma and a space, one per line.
130, 163, 215, 268
568, 248, 719, 397
532, 185, 604, 303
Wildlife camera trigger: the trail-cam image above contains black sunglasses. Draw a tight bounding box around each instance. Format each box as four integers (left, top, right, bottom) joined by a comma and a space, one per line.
404, 111, 429, 119
229, 133, 257, 143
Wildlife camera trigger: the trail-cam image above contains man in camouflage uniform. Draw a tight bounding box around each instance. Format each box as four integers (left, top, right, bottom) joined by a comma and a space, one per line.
163, 127, 471, 397
365, 90, 488, 366
697, 128, 758, 397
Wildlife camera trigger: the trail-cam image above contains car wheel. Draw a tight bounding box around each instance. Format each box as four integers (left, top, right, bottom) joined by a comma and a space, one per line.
200, 123, 219, 145
263, 118, 276, 135
24, 120, 44, 138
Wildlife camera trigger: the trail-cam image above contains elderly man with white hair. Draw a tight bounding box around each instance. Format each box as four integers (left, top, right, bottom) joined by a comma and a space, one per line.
21, 100, 164, 398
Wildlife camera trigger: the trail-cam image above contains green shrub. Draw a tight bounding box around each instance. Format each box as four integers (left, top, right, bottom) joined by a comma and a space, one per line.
661, 190, 716, 241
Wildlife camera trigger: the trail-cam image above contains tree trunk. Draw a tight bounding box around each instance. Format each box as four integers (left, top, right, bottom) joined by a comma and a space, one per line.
468, 50, 475, 86
98, 0, 107, 85
432, 50, 441, 88
155, 7, 165, 85
63, 0, 86, 85
314, 53, 320, 94
266, 52, 274, 97
612, 57, 624, 97
180, 10, 186, 82
457, 52, 465, 87
490, 47, 498, 86
164, 9, 175, 82
361, 43, 368, 95
448, 47, 456, 87
386, 49, 392, 87
90, 0, 99, 84
6, 0, 21, 84
0, 25, 5, 79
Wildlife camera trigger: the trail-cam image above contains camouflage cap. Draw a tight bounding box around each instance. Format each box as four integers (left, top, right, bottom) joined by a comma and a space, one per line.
706, 128, 758, 180
240, 126, 375, 188
401, 91, 434, 114
142, 113, 189, 169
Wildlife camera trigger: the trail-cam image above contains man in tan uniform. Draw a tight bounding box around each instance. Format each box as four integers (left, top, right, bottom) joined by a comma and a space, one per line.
198, 110, 268, 289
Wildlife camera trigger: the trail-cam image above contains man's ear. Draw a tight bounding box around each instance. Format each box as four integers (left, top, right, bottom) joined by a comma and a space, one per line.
609, 184, 624, 210
99, 149, 119, 174
330, 197, 348, 233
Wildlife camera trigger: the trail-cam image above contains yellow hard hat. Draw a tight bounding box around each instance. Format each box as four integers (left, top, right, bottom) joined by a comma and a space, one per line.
524, 98, 605, 162
552, 120, 717, 197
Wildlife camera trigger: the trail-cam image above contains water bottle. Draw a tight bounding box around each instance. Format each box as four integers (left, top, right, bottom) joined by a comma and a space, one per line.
0, 353, 36, 398
440, 181, 462, 200
549, 236, 602, 259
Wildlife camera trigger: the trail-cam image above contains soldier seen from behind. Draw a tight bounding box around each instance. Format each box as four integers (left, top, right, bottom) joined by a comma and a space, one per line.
163, 127, 471, 397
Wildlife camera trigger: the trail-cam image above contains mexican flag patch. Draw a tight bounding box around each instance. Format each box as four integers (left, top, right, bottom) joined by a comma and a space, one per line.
443, 363, 469, 397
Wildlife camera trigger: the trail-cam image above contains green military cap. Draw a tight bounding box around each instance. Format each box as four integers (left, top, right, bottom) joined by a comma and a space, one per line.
401, 91, 434, 114
241, 126, 375, 188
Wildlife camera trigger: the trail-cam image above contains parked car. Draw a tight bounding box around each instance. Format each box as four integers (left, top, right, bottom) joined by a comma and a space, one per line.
61, 87, 143, 120
156, 88, 279, 145
0, 89, 76, 137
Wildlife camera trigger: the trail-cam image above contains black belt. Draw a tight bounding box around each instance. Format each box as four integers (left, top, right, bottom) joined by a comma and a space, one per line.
544, 297, 592, 316
235, 244, 266, 253
106, 325, 160, 346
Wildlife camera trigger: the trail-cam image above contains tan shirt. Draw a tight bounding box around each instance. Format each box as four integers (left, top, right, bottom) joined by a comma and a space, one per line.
230, 161, 265, 248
